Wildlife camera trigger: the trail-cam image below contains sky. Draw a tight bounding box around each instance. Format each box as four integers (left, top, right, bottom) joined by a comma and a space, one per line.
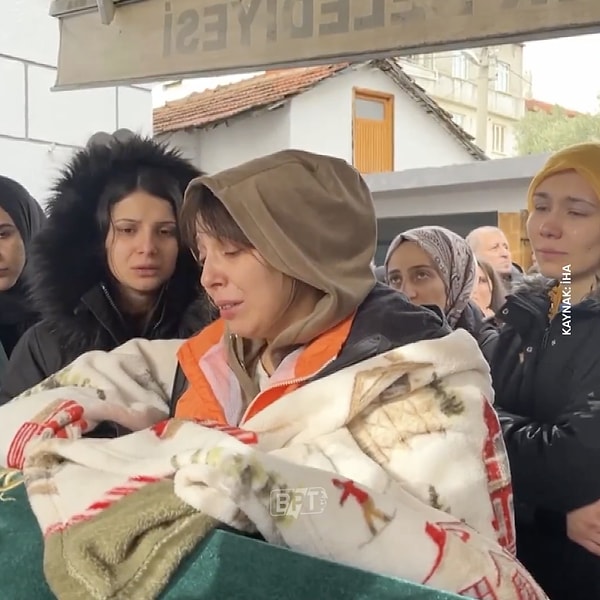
523, 33, 600, 113
153, 34, 600, 114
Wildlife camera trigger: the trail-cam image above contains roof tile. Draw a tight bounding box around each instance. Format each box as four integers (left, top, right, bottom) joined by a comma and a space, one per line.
153, 64, 348, 134
152, 59, 487, 161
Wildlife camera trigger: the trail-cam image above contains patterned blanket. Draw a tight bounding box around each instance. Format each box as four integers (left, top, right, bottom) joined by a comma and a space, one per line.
0, 332, 547, 599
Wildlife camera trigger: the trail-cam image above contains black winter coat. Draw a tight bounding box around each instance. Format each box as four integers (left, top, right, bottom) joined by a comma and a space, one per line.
491, 275, 600, 600
455, 301, 499, 363
0, 136, 212, 404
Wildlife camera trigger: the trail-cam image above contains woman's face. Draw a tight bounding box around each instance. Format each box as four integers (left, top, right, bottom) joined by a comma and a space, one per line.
386, 241, 447, 311
197, 230, 319, 342
471, 264, 492, 313
528, 170, 600, 281
104, 191, 179, 298
0, 207, 26, 291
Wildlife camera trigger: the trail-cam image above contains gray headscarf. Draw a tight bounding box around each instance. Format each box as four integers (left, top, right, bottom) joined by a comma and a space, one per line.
384, 226, 477, 327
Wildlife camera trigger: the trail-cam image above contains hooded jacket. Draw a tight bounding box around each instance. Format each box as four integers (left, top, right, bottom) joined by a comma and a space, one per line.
492, 274, 600, 599
491, 142, 600, 600
169, 149, 451, 419
0, 136, 211, 403
0, 176, 46, 356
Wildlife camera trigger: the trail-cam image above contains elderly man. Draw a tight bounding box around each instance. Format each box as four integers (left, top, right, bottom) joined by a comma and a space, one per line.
466, 226, 523, 291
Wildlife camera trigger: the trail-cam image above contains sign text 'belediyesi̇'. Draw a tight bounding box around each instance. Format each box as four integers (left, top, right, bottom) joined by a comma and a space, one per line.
163, 0, 571, 57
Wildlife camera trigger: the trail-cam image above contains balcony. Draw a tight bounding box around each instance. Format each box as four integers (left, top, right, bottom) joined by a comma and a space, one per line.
405, 69, 525, 121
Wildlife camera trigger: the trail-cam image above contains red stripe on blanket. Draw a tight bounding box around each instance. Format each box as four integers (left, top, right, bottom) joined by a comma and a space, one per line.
483, 401, 516, 555
195, 419, 259, 445
131, 475, 162, 484
7, 400, 87, 468
44, 475, 162, 537
151, 418, 258, 445
7, 422, 45, 468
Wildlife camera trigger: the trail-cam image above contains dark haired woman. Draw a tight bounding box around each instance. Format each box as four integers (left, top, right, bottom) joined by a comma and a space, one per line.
471, 259, 507, 320
0, 134, 212, 403
0, 176, 46, 359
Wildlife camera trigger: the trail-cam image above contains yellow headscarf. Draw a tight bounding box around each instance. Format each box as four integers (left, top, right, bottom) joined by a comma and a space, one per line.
527, 143, 600, 319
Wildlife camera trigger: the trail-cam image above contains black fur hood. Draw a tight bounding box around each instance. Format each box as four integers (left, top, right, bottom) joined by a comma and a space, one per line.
29, 135, 208, 337
505, 273, 600, 315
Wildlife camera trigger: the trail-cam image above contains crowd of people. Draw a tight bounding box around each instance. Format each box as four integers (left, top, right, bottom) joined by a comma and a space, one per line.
1, 132, 600, 599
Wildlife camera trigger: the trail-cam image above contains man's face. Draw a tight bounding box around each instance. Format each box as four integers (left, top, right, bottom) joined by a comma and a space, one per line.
476, 230, 512, 275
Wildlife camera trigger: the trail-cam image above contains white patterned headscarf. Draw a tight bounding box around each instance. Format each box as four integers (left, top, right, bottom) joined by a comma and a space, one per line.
384, 226, 477, 327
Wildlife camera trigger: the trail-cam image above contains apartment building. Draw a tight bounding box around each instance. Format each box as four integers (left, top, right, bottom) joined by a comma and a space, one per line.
400, 45, 531, 159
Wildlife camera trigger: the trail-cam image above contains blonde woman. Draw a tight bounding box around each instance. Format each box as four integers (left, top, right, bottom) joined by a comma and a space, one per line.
492, 142, 600, 599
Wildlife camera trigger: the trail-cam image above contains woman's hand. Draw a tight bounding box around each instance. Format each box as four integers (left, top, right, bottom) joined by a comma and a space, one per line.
567, 500, 600, 556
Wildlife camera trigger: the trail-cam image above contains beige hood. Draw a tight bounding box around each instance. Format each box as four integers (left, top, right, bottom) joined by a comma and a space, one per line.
186, 149, 377, 350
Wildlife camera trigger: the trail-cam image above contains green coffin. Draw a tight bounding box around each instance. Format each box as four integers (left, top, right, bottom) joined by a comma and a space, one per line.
1, 480, 461, 599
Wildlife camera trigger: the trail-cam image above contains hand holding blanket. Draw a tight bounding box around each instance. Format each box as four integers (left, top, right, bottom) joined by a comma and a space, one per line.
0, 337, 182, 464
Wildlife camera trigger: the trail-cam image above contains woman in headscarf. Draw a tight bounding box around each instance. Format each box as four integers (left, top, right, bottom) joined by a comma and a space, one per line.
384, 225, 498, 362
0, 133, 212, 406
0, 176, 46, 358
492, 142, 600, 599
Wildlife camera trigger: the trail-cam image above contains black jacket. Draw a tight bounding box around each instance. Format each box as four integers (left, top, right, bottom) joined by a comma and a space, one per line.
455, 301, 499, 363
0, 136, 212, 404
168, 283, 452, 414
491, 275, 600, 599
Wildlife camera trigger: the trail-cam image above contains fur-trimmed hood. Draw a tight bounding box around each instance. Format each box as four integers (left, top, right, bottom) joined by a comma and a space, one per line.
503, 273, 600, 315
29, 135, 208, 341
509, 274, 556, 298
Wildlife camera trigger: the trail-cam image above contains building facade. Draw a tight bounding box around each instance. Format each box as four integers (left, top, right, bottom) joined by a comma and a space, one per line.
366, 153, 547, 268
153, 61, 486, 176
0, 0, 153, 203
400, 45, 531, 159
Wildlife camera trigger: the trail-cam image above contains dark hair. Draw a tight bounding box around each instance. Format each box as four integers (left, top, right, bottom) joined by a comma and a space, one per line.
477, 259, 507, 313
95, 166, 183, 240
180, 185, 252, 258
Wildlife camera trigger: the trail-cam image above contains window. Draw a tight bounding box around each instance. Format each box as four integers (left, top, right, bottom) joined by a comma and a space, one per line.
495, 61, 510, 93
452, 54, 468, 79
352, 89, 394, 174
420, 54, 435, 69
492, 123, 506, 154
355, 97, 386, 120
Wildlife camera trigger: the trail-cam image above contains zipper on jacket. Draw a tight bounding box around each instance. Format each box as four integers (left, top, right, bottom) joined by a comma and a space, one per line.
239, 356, 336, 424
96, 282, 128, 343
100, 283, 126, 325
541, 326, 550, 350
101, 282, 168, 338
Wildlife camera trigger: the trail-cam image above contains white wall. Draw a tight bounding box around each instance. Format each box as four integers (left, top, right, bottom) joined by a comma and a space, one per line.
364, 153, 549, 219
289, 65, 477, 169
373, 181, 527, 220
156, 64, 478, 175
0, 0, 153, 203
159, 105, 291, 174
